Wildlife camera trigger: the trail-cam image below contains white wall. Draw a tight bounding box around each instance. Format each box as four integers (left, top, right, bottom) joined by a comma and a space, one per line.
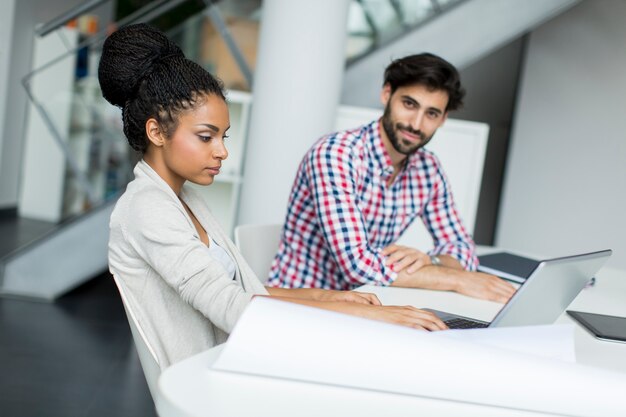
0, 0, 24, 209
497, 0, 626, 269
18, 28, 78, 222
0, 0, 85, 210
454, 38, 525, 244
0, 0, 17, 180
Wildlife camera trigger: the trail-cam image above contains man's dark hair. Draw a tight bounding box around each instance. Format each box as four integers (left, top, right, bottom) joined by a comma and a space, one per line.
98, 23, 225, 153
383, 53, 465, 112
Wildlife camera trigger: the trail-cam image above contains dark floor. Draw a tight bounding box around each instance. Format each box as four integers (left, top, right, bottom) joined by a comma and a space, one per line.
0, 272, 157, 417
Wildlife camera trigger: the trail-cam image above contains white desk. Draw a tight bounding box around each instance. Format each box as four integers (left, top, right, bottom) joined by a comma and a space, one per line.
158, 267, 626, 417
358, 266, 626, 374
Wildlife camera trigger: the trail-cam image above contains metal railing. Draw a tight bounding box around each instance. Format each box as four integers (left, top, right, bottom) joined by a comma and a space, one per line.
347, 0, 465, 62
21, 0, 254, 222
19, 0, 462, 223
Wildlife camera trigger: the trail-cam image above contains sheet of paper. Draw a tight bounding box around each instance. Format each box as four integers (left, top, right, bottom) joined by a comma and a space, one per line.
435, 324, 576, 362
213, 297, 626, 417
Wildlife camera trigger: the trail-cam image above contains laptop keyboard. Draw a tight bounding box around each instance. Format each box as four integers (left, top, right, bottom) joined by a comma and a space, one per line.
445, 317, 489, 329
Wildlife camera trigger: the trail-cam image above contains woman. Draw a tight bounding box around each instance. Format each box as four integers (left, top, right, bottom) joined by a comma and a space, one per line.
100, 23, 446, 369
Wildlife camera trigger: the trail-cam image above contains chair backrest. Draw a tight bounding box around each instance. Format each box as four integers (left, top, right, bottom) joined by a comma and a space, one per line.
234, 223, 283, 283
111, 275, 162, 409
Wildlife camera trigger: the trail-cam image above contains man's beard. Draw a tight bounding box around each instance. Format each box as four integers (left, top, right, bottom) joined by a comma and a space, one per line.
381, 104, 434, 155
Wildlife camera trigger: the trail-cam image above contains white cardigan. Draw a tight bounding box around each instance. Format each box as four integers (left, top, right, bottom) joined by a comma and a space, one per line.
108, 160, 268, 369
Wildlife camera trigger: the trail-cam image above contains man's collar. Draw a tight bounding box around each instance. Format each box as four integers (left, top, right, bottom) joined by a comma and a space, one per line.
368, 119, 394, 177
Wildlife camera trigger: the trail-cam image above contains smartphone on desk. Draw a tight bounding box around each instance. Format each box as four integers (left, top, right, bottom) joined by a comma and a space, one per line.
567, 310, 626, 344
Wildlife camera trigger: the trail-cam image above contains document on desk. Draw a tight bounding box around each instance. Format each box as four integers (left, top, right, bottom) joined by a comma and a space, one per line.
436, 324, 576, 362
213, 297, 626, 417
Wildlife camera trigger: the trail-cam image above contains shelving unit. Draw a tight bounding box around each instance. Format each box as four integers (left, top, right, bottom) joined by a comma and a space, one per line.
185, 89, 251, 236
20, 24, 129, 223
65, 73, 128, 217
21, 30, 251, 234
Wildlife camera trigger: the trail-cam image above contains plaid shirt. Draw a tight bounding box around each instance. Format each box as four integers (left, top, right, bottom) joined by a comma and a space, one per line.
267, 119, 478, 290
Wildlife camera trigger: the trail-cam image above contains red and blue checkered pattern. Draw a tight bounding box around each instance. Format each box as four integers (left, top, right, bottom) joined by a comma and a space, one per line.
267, 119, 478, 290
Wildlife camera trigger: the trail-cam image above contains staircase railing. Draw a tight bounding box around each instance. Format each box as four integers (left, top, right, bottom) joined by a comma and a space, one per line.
20, 0, 252, 223
19, 0, 463, 224
347, 0, 466, 62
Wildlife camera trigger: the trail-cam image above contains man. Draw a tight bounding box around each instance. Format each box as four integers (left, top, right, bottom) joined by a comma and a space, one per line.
267, 53, 515, 303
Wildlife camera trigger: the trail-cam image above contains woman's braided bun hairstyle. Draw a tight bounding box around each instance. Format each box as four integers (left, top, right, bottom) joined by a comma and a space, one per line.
98, 23, 225, 153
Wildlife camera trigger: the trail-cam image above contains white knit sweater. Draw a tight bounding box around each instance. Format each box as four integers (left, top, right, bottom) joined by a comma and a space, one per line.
108, 160, 268, 369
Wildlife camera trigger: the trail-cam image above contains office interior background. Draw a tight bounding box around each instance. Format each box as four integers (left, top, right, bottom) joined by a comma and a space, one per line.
0, 0, 624, 416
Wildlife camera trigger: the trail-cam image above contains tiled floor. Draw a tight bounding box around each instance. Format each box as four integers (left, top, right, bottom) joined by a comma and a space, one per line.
0, 273, 156, 417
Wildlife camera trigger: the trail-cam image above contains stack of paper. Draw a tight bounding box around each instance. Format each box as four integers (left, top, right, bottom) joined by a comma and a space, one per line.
213, 297, 626, 417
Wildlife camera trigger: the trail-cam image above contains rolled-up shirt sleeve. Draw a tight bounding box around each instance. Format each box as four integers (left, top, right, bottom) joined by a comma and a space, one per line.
421, 160, 478, 271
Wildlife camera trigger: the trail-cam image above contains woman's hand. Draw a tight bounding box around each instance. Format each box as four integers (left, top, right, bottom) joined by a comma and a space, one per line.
352, 304, 448, 331
265, 288, 446, 330
382, 244, 431, 274
311, 289, 382, 305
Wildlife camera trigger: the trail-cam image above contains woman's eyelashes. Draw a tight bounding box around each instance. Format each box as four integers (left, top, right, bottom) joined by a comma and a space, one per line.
197, 134, 228, 143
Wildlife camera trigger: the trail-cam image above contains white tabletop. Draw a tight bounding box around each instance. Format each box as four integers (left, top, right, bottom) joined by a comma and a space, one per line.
158, 261, 626, 417
158, 344, 572, 417
357, 265, 626, 374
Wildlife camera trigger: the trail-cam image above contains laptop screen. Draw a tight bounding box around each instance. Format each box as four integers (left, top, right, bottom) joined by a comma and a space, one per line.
490, 249, 612, 328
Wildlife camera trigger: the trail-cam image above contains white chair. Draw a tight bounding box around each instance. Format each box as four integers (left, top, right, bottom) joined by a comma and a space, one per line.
234, 223, 283, 283
336, 107, 489, 251
112, 275, 163, 413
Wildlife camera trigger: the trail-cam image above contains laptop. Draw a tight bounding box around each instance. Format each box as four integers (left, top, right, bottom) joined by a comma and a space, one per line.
426, 249, 612, 329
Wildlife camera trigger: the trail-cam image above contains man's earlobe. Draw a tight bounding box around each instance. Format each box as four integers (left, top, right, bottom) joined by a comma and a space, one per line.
380, 84, 392, 106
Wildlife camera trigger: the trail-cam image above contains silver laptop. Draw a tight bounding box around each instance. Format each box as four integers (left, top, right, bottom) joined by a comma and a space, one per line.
426, 249, 612, 329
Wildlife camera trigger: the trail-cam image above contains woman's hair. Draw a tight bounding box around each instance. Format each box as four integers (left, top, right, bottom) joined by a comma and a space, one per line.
383, 53, 465, 112
98, 23, 225, 153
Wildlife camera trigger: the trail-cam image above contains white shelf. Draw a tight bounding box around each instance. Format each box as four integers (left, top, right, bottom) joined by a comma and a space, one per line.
190, 89, 252, 237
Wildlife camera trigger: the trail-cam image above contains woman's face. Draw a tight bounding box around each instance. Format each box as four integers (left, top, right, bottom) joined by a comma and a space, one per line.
158, 94, 230, 190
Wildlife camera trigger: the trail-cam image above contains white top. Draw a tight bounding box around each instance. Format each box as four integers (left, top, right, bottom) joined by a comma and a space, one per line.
208, 237, 237, 280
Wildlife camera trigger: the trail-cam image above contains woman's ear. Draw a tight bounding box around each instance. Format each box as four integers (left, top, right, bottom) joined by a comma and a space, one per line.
145, 118, 165, 147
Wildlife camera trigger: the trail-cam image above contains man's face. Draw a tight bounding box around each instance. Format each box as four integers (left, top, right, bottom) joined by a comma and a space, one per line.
380, 83, 449, 158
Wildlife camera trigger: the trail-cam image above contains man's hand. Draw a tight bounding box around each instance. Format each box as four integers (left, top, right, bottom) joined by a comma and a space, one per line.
391, 266, 516, 304
453, 271, 517, 304
381, 244, 431, 273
